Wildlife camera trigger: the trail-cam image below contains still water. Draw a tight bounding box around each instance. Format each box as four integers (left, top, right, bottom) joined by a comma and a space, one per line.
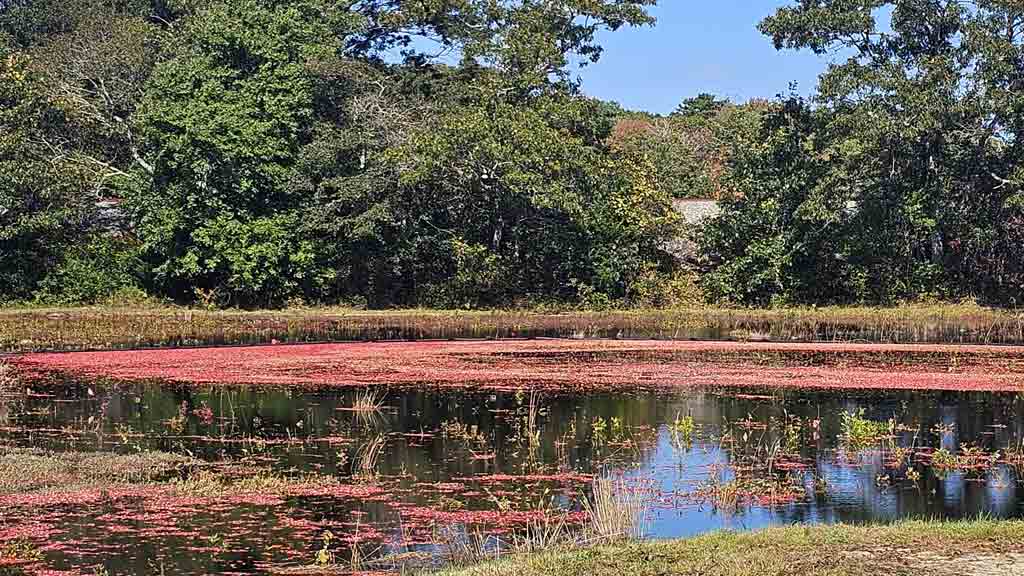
3, 380, 1024, 574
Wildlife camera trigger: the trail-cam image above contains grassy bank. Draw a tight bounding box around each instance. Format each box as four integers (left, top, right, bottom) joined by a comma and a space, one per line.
1, 303, 1023, 352
439, 519, 1024, 576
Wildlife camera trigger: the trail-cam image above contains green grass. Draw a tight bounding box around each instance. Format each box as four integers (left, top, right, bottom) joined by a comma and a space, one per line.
0, 447, 352, 498
0, 448, 198, 494
1, 302, 1023, 352
437, 519, 1024, 576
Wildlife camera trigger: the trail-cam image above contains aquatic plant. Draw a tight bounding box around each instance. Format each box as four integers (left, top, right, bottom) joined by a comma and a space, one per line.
581, 477, 648, 542
668, 413, 695, 448
590, 416, 627, 446
314, 530, 336, 567
525, 390, 542, 452
437, 496, 467, 512
193, 402, 215, 425
441, 421, 487, 447
351, 388, 388, 413
693, 471, 805, 512
929, 444, 999, 475
930, 448, 958, 471
773, 411, 804, 454
0, 538, 42, 562
19, 338, 1024, 397
483, 486, 514, 513
354, 434, 388, 481
840, 409, 891, 449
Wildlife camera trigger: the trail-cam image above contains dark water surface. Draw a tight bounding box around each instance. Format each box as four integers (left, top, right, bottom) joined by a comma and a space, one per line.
4, 380, 1024, 574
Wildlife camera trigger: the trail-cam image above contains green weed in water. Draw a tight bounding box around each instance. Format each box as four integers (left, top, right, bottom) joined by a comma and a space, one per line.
840, 409, 891, 449
668, 413, 695, 448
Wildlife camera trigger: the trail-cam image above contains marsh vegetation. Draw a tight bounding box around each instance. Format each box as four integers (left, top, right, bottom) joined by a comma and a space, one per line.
3, 368, 1024, 574
3, 303, 1024, 353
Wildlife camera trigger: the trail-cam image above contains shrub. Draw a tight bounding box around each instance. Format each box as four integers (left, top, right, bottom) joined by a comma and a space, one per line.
33, 236, 144, 306
626, 266, 704, 309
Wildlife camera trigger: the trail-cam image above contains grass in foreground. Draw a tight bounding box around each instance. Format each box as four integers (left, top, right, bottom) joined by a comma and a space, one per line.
437, 519, 1024, 576
2, 302, 1023, 352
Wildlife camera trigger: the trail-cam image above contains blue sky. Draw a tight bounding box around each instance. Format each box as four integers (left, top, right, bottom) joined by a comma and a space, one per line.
576, 1, 832, 114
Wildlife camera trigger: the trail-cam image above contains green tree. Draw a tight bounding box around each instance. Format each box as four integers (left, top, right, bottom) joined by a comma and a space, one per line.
393, 93, 677, 307
700, 97, 861, 306
132, 0, 358, 305
0, 51, 95, 301
4, 0, 665, 308
752, 0, 1024, 304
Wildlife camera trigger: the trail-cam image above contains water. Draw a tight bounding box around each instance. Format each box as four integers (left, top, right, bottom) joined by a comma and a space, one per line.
3, 381, 1024, 574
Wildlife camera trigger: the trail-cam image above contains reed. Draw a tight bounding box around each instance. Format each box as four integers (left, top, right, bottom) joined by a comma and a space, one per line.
581, 477, 648, 543
354, 434, 388, 480
2, 302, 1023, 352
351, 388, 387, 412
510, 516, 572, 555
434, 525, 496, 568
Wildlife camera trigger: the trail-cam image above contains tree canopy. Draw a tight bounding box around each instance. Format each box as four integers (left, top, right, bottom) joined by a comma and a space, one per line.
1, 0, 680, 308
703, 0, 1024, 306
2, 0, 1021, 309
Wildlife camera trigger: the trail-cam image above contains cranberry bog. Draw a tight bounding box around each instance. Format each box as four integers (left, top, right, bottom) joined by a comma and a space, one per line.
11, 339, 1024, 393
5, 337, 1024, 574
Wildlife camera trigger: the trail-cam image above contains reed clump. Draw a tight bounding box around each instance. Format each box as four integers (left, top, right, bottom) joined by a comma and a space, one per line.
581, 477, 648, 543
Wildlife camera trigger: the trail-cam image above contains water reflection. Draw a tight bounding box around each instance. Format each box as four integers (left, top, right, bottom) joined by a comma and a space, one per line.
3, 381, 1024, 574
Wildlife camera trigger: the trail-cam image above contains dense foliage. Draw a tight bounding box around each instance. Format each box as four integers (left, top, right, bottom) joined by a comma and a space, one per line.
2, 0, 1022, 309
704, 0, 1024, 307
1, 0, 681, 308
607, 95, 766, 200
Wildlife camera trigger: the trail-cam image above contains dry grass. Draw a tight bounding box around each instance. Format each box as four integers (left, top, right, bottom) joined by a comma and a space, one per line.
1, 302, 1023, 352
437, 519, 1024, 576
510, 517, 573, 555
350, 388, 388, 412
581, 477, 648, 543
434, 525, 498, 568
354, 434, 388, 481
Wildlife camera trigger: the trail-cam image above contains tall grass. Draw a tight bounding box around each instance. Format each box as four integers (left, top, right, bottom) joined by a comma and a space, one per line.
581, 477, 648, 543
510, 517, 571, 555
2, 303, 1023, 352
433, 525, 497, 568
354, 434, 388, 481
351, 388, 387, 412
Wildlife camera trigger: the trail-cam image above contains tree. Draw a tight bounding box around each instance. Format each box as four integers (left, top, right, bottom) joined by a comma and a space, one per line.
703, 0, 1024, 305
132, 0, 358, 305
0, 51, 95, 301
607, 98, 765, 200
132, 0, 663, 307
3, 0, 666, 308
392, 93, 677, 307
700, 97, 862, 305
